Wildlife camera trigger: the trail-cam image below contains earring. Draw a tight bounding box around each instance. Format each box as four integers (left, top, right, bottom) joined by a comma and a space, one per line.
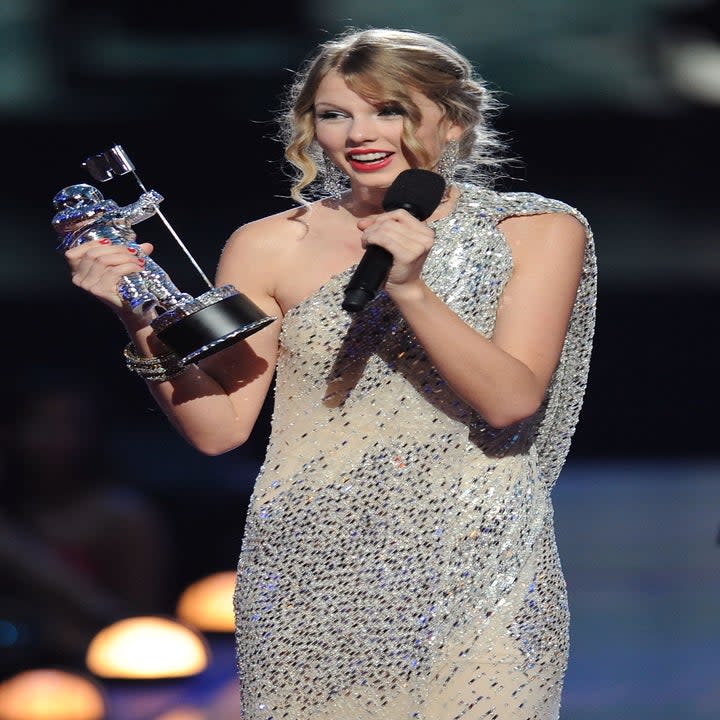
322, 153, 346, 198
436, 140, 459, 187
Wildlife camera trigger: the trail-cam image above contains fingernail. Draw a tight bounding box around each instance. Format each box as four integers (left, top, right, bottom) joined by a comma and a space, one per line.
127, 247, 138, 254
99, 239, 111, 245
137, 258, 145, 266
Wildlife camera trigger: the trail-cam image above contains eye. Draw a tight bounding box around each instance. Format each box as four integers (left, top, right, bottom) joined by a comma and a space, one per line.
378, 105, 406, 117
314, 109, 347, 121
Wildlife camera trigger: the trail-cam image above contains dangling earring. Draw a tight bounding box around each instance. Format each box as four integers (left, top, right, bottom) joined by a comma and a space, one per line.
436, 140, 459, 188
322, 152, 346, 198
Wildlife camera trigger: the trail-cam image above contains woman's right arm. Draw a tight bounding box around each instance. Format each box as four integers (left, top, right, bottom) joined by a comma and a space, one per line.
65, 222, 284, 456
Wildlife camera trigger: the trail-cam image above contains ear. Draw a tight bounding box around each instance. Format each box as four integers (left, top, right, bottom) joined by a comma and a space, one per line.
445, 122, 463, 143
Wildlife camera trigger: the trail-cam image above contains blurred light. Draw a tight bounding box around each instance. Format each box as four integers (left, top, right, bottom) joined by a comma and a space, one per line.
663, 37, 720, 105
86, 616, 209, 680
0, 620, 19, 647
0, 669, 106, 720
154, 708, 206, 720
176, 571, 236, 633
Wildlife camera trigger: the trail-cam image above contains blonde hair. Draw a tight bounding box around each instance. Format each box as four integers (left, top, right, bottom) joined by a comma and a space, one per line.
279, 28, 506, 203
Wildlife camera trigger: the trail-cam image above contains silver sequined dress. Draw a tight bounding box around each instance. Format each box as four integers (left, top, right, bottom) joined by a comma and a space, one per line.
234, 184, 597, 720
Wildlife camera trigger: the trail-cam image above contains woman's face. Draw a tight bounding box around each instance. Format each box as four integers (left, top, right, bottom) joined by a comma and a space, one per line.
313, 70, 460, 191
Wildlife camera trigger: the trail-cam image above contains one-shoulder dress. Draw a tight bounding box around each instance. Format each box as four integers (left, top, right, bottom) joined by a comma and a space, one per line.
234, 184, 597, 720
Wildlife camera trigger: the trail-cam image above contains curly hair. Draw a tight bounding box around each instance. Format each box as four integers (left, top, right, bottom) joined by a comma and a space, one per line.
278, 28, 507, 203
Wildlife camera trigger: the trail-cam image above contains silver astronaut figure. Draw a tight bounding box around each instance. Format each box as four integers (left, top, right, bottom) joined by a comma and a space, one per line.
52, 183, 194, 317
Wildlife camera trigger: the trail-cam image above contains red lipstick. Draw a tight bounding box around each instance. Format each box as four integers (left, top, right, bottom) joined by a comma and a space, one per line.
346, 149, 394, 173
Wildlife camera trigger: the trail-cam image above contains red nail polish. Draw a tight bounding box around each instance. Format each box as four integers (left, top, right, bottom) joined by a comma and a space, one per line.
99, 239, 111, 245
128, 247, 138, 254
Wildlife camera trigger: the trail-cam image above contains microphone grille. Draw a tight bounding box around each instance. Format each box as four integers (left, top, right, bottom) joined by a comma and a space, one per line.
382, 169, 446, 221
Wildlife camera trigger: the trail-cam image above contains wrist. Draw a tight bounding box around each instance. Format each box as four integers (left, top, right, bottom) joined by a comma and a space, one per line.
123, 341, 186, 382
117, 307, 153, 333
118, 313, 172, 359
385, 278, 429, 306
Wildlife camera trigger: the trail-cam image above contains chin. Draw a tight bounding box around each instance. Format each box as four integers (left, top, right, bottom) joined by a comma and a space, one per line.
352, 168, 407, 188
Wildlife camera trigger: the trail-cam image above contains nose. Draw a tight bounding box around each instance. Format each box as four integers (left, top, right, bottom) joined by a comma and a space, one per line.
347, 114, 378, 144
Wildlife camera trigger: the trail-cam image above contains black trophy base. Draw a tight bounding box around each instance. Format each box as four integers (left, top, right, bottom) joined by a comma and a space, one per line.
152, 289, 275, 365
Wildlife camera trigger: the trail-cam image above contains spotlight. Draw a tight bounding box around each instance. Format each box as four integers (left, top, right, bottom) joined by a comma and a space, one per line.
153, 708, 207, 720
176, 571, 235, 633
657, 1, 720, 105
86, 616, 209, 680
0, 669, 106, 720
661, 37, 720, 104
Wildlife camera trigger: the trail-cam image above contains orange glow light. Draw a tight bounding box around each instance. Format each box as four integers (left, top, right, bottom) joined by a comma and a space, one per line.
0, 669, 106, 720
176, 571, 236, 633
86, 616, 209, 679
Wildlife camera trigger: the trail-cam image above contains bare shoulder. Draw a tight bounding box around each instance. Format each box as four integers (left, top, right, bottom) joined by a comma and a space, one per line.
221, 205, 312, 263
216, 204, 314, 288
498, 211, 586, 246
498, 211, 586, 271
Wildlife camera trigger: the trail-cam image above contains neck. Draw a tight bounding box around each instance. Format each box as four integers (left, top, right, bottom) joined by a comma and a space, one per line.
343, 182, 387, 217
341, 180, 460, 221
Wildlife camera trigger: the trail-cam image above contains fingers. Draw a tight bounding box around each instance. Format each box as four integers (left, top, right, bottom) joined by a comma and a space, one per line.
356, 209, 424, 232
65, 239, 149, 310
65, 239, 154, 261
356, 209, 435, 256
356, 215, 379, 231
355, 209, 435, 288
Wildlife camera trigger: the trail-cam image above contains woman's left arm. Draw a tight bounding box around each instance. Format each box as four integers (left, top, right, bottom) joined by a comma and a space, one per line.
362, 210, 586, 428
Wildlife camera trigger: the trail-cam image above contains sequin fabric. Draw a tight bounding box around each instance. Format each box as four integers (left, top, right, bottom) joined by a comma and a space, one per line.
234, 184, 597, 720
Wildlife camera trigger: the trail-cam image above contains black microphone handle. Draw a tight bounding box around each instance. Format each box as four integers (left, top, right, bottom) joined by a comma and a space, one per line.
341, 244, 393, 312
341, 168, 445, 312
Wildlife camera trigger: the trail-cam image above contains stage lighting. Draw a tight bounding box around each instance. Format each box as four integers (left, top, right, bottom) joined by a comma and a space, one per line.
0, 669, 106, 720
86, 616, 209, 680
176, 571, 236, 633
662, 37, 720, 105
658, 2, 720, 105
153, 708, 207, 720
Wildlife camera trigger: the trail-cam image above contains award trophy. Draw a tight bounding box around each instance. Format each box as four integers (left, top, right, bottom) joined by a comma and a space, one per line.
51, 145, 275, 365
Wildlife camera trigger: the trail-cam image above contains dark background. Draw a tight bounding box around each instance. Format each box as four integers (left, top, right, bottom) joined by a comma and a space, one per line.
2, 1, 715, 456
0, 1, 718, 713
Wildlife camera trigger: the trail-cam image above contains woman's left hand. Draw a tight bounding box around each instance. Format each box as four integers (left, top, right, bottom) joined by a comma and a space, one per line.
356, 209, 435, 290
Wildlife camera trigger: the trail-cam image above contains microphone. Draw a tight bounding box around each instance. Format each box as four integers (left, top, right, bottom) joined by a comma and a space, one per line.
342, 169, 446, 312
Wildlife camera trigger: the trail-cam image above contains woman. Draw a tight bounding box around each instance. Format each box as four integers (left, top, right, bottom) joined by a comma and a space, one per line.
65, 28, 596, 720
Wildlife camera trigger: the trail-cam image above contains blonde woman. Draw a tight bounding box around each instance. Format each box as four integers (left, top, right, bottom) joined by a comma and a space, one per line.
66, 28, 596, 720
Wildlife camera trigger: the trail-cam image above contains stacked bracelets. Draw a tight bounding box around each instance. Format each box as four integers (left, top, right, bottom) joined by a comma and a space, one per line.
123, 342, 187, 382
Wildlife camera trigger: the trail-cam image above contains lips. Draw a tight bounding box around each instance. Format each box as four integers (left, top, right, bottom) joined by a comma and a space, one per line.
346, 149, 394, 172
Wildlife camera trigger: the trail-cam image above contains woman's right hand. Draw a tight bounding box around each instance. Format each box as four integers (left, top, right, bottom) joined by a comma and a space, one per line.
64, 239, 153, 316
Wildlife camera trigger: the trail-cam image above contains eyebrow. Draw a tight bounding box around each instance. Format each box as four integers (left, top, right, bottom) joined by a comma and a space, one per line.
314, 99, 398, 110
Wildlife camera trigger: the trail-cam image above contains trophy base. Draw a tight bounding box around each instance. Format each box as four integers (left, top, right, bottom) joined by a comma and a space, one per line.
151, 285, 276, 365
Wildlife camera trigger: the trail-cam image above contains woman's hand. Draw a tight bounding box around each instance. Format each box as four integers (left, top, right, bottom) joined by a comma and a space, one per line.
356, 209, 435, 291
64, 239, 152, 316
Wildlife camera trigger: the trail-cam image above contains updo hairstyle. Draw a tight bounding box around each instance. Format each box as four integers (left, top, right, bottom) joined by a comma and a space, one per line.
279, 28, 505, 202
